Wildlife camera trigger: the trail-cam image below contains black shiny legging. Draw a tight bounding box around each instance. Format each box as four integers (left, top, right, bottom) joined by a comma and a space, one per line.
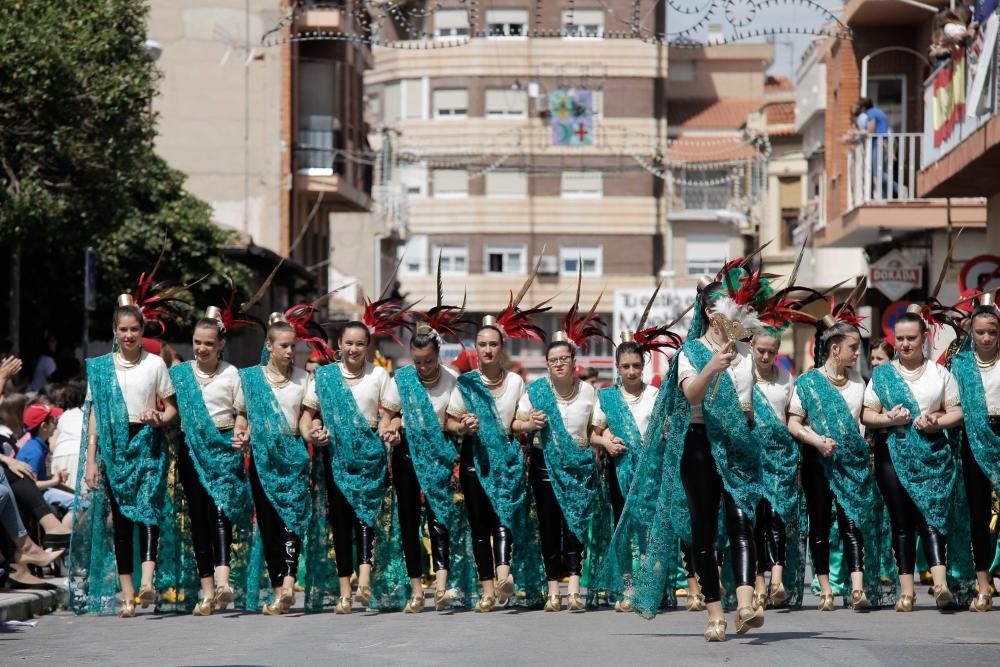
459, 436, 512, 581
961, 423, 998, 572
107, 424, 158, 576
801, 446, 865, 575
680, 425, 756, 603
873, 437, 946, 575
248, 455, 301, 588
177, 438, 233, 579
753, 499, 786, 574
392, 436, 450, 577
320, 447, 376, 577
530, 449, 584, 580
608, 458, 626, 527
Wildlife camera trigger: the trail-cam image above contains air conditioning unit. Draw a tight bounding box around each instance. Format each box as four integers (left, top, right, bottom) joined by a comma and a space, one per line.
535, 255, 558, 275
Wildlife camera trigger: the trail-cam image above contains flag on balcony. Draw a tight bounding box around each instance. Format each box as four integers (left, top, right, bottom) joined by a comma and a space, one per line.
550, 89, 594, 146
932, 47, 967, 147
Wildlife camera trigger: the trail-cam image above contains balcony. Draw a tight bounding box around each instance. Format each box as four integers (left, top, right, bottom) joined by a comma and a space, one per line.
294, 1, 347, 33
294, 128, 370, 210
918, 21, 1000, 197
846, 133, 922, 209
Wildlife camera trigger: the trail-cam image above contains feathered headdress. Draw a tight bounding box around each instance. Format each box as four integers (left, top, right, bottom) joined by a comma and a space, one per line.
482, 253, 552, 342
706, 243, 777, 341
362, 257, 415, 345
757, 229, 829, 336
415, 253, 474, 345
619, 281, 684, 356
121, 250, 205, 337
551, 263, 611, 352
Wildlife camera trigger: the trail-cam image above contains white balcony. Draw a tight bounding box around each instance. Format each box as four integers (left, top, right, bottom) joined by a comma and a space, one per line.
846, 133, 922, 210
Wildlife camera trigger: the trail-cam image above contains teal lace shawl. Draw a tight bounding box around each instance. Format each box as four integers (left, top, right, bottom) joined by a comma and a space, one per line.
793, 370, 897, 607
951, 340, 1000, 489
596, 385, 642, 493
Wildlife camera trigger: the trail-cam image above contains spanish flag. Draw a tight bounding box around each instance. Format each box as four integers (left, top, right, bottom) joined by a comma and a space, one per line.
933, 47, 967, 147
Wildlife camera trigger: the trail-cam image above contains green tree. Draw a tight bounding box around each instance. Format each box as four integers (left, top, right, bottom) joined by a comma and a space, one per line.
0, 0, 251, 350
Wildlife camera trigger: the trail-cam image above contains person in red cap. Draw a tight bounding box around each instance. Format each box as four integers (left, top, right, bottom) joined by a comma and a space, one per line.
16, 403, 74, 513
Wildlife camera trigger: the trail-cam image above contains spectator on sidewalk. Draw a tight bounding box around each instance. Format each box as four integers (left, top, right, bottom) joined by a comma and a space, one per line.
50, 380, 85, 491
16, 403, 77, 514
27, 334, 58, 393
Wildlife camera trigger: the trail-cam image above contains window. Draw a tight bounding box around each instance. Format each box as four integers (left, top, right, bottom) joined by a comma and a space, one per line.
433, 244, 469, 275
383, 83, 400, 122
432, 169, 468, 198
868, 76, 906, 132
561, 9, 604, 38
485, 244, 527, 274
486, 9, 528, 38
433, 88, 468, 118
682, 168, 730, 210
486, 89, 528, 117
485, 170, 527, 198
399, 162, 427, 199
382, 79, 424, 121
671, 61, 696, 82
560, 245, 603, 276
399, 235, 428, 276
561, 171, 602, 198
434, 9, 470, 38
686, 234, 728, 276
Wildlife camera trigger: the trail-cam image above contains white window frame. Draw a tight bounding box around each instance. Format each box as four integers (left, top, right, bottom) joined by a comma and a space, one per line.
484, 243, 528, 275
485, 170, 527, 198
559, 245, 603, 277
560, 170, 603, 199
433, 243, 469, 276
399, 162, 427, 199
561, 9, 604, 39
432, 88, 468, 119
398, 235, 429, 276
686, 234, 729, 277
486, 9, 528, 39
432, 169, 468, 198
485, 89, 529, 118
434, 9, 470, 39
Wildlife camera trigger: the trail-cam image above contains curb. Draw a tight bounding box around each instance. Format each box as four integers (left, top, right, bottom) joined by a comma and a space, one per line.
0, 588, 64, 622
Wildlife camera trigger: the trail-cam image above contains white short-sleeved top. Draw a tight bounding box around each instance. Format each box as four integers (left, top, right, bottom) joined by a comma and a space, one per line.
677, 339, 755, 423
236, 366, 309, 431
755, 365, 794, 425
863, 361, 961, 415
402, 365, 459, 429
517, 380, 597, 447
979, 363, 1000, 414
789, 369, 867, 422
447, 370, 526, 434
591, 384, 660, 441
87, 351, 175, 423
304, 363, 400, 427
194, 361, 243, 430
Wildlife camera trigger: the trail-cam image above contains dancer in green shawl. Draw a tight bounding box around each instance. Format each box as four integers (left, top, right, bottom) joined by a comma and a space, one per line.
862, 307, 966, 612
170, 306, 252, 615
79, 294, 178, 618
951, 294, 1000, 611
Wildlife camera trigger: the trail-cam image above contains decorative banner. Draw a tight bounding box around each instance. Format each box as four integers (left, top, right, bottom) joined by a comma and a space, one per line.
550, 89, 593, 146
881, 300, 912, 344
958, 254, 1000, 293
932, 46, 967, 147
613, 287, 697, 381
869, 249, 921, 301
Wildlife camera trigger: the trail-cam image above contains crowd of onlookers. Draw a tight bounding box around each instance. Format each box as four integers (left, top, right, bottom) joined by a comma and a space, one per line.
929, 0, 998, 63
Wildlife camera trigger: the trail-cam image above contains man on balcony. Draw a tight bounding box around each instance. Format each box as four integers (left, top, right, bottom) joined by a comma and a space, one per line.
849, 97, 898, 200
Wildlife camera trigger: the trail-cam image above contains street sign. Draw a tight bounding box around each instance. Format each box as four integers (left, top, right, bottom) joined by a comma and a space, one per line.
869, 249, 921, 301
881, 300, 912, 344
958, 254, 1000, 293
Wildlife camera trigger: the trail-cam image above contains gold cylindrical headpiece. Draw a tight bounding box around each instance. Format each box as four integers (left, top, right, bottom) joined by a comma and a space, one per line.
117, 294, 135, 308
906, 303, 924, 315
620, 330, 636, 343
821, 314, 838, 329
267, 311, 288, 326
415, 322, 433, 336
551, 331, 570, 344
204, 306, 223, 321
981, 292, 994, 308
481, 315, 498, 329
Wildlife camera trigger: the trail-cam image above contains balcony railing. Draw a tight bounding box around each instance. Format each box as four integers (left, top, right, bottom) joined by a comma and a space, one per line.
846, 133, 922, 209
921, 19, 1000, 169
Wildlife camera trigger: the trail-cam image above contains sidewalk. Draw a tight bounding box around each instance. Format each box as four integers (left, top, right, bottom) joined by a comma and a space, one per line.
0, 583, 65, 622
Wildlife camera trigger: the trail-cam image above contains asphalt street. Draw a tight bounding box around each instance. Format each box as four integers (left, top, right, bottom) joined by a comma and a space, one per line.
5, 589, 1000, 666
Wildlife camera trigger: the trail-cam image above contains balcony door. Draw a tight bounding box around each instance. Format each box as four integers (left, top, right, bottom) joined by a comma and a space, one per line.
868, 75, 906, 133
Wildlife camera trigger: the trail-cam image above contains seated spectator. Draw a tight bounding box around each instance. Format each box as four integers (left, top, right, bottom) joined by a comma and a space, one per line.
1, 465, 63, 590
17, 403, 78, 514
50, 379, 86, 490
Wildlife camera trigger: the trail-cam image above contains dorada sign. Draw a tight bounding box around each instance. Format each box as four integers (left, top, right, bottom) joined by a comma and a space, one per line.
869, 249, 921, 301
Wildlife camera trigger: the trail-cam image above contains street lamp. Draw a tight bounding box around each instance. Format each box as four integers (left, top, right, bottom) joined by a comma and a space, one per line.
143, 39, 162, 62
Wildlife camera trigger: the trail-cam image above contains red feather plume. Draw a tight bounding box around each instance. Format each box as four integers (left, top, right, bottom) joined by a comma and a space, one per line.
633, 325, 683, 356
129, 252, 203, 337
363, 297, 413, 346
284, 303, 337, 362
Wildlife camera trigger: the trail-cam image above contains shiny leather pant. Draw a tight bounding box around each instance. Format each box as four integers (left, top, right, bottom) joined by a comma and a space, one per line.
177, 437, 233, 579
530, 450, 584, 580
108, 424, 159, 575
961, 423, 998, 572
320, 447, 376, 577
873, 437, 946, 575
459, 436, 512, 581
249, 455, 301, 588
753, 499, 786, 573
680, 424, 756, 603
392, 436, 450, 577
801, 446, 865, 574
608, 457, 626, 527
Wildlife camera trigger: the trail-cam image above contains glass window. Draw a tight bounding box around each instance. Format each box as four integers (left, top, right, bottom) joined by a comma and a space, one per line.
686, 234, 728, 276
399, 162, 427, 199
867, 76, 906, 132
433, 244, 469, 275
434, 9, 470, 38
403, 79, 423, 120
560, 245, 603, 276
484, 244, 527, 274
485, 170, 527, 198
432, 169, 468, 197
561, 9, 604, 38
433, 88, 468, 118
681, 168, 730, 210
486, 9, 528, 38
561, 171, 602, 198
383, 83, 401, 122
485, 89, 528, 117
398, 235, 428, 276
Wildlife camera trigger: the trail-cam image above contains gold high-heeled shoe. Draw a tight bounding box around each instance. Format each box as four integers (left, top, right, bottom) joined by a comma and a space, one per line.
355, 585, 372, 607
895, 594, 915, 612
434, 588, 453, 612
932, 584, 953, 610
404, 594, 425, 614
214, 585, 235, 610
969, 593, 992, 612
850, 589, 871, 612
752, 590, 767, 610
614, 599, 633, 613
735, 605, 764, 634
475, 594, 496, 613
278, 587, 295, 612
137, 585, 156, 609
117, 599, 136, 619
544, 594, 562, 612
685, 592, 706, 612
769, 582, 788, 605
334, 596, 353, 614
495, 574, 515, 604
192, 596, 215, 616
261, 599, 286, 615
567, 592, 585, 612
817, 592, 836, 611
704, 618, 727, 642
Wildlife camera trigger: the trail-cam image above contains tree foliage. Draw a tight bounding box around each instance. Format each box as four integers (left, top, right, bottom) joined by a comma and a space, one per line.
0, 0, 251, 346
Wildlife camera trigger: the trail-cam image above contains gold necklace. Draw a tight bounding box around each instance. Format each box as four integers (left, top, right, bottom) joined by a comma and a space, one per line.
550, 378, 579, 402
896, 359, 925, 380
115, 351, 141, 368
264, 364, 291, 388
974, 348, 998, 369
194, 361, 219, 379
754, 364, 777, 384
420, 367, 442, 386
479, 368, 505, 387
340, 362, 364, 380
621, 384, 645, 403
823, 367, 849, 387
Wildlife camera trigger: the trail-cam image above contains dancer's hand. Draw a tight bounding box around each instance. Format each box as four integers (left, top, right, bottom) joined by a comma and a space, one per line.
914, 413, 939, 432
460, 413, 480, 434
232, 429, 249, 451
816, 436, 837, 457
530, 410, 548, 430
605, 435, 628, 457
85, 461, 100, 489
311, 426, 331, 446
381, 426, 401, 446
886, 405, 911, 426
707, 340, 736, 374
